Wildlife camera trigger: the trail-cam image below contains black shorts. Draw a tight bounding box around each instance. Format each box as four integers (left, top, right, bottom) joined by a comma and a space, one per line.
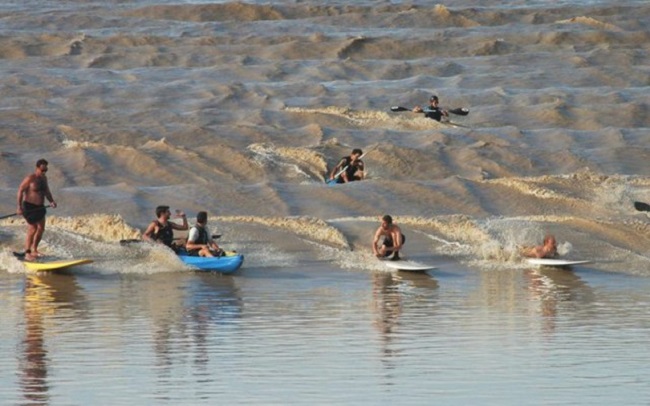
382, 234, 405, 257
22, 202, 46, 225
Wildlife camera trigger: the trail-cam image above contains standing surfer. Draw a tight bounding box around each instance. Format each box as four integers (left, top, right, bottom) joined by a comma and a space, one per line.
16, 159, 57, 260
372, 215, 406, 261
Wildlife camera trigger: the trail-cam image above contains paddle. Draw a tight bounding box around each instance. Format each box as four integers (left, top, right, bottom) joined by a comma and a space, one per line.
634, 201, 650, 212
390, 106, 470, 116
0, 204, 54, 220
327, 146, 375, 185
120, 234, 222, 245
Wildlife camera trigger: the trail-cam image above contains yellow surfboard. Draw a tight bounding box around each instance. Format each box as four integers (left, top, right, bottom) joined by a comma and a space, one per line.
22, 259, 93, 272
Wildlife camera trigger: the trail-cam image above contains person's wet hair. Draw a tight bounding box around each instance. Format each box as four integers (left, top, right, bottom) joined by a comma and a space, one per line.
155, 205, 170, 218
197, 211, 208, 224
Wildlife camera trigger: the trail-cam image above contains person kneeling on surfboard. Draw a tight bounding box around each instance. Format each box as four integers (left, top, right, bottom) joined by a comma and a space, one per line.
412, 95, 449, 122
521, 234, 558, 259
329, 149, 365, 184
372, 215, 406, 261
143, 205, 188, 253
185, 211, 223, 257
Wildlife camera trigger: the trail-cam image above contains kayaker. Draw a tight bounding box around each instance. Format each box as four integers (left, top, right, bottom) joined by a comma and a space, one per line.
142, 205, 188, 252
16, 158, 57, 260
412, 95, 449, 122
329, 148, 365, 184
372, 215, 406, 261
185, 211, 223, 257
521, 234, 558, 259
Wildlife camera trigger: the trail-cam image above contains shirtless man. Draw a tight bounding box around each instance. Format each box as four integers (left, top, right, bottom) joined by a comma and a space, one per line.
372, 215, 406, 260
521, 234, 558, 259
16, 159, 57, 260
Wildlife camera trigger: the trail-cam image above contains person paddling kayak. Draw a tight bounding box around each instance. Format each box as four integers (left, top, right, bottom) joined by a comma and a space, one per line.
185, 211, 223, 257
143, 205, 188, 253
412, 95, 449, 122
329, 148, 365, 184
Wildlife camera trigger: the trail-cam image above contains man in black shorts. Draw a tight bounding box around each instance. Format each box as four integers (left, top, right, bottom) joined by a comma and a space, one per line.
371, 215, 406, 260
16, 159, 57, 260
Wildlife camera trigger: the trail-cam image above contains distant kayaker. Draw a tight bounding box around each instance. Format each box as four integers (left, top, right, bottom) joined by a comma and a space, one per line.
412, 95, 449, 122
16, 158, 57, 260
372, 215, 406, 261
185, 211, 223, 257
329, 148, 365, 184
521, 234, 558, 259
143, 205, 188, 252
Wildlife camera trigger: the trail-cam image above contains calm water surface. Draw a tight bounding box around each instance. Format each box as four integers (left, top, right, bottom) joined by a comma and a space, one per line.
1, 263, 649, 405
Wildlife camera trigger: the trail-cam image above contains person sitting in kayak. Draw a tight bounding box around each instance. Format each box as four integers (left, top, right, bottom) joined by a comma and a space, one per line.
142, 205, 188, 253
329, 148, 365, 184
372, 214, 406, 261
521, 234, 558, 258
185, 211, 223, 257
412, 95, 449, 122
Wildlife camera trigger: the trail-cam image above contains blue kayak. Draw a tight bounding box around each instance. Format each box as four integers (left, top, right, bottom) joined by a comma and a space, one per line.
178, 252, 244, 274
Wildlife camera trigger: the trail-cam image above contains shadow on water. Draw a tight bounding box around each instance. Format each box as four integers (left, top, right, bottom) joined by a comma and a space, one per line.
19, 272, 87, 405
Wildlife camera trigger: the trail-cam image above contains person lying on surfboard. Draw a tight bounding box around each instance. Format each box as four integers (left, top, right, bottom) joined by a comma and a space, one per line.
372, 215, 406, 261
521, 234, 558, 259
329, 148, 365, 184
185, 211, 223, 257
412, 95, 449, 122
143, 205, 188, 253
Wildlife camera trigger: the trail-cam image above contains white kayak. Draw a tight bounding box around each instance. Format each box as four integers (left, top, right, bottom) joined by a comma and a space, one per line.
526, 258, 592, 267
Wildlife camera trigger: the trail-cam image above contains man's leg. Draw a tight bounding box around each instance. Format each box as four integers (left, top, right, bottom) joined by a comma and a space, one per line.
31, 220, 46, 256
24, 223, 37, 259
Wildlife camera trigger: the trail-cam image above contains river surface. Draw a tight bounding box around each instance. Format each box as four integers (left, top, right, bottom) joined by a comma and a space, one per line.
1, 0, 649, 404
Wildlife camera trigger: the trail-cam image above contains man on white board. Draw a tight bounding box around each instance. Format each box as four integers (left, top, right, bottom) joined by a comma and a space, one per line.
372, 215, 405, 261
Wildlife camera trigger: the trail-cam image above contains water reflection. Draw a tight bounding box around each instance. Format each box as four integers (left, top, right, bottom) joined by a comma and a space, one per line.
19, 273, 85, 405
150, 273, 242, 382
372, 270, 439, 374
186, 273, 243, 372
524, 266, 594, 335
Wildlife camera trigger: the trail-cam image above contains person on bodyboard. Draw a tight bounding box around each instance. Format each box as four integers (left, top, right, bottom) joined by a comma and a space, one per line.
521, 234, 558, 259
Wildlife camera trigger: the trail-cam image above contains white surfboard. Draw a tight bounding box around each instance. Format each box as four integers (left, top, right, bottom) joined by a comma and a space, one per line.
526, 258, 592, 267
383, 260, 436, 272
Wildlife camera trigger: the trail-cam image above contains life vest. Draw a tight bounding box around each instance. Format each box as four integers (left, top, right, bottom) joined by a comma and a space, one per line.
340, 156, 362, 177
190, 225, 209, 244
153, 220, 174, 247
